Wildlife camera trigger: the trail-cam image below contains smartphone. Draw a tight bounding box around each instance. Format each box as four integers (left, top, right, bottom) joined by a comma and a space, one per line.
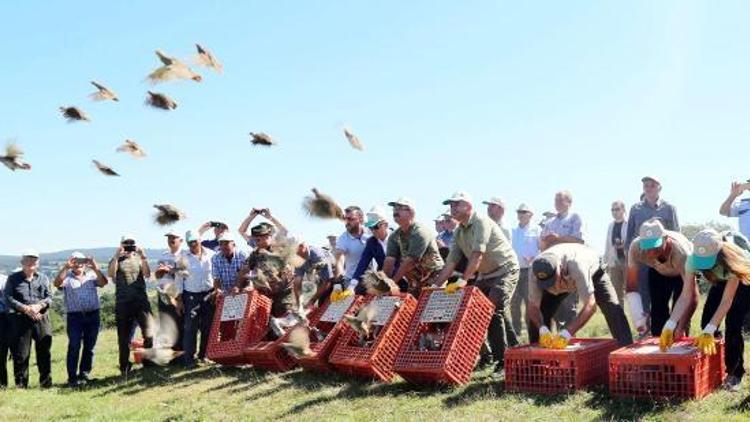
124, 244, 137, 253
210, 221, 224, 228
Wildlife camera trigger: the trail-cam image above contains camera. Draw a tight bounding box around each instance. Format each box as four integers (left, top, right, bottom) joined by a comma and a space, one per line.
123, 244, 137, 253
210, 221, 225, 229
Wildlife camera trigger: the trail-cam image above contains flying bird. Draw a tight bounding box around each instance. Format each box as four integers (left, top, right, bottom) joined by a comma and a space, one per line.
145, 91, 178, 110
302, 188, 344, 220
0, 142, 31, 171
249, 132, 275, 146
116, 139, 147, 159
343, 301, 377, 338
92, 160, 119, 176
148, 50, 202, 83
281, 326, 313, 358
132, 313, 183, 366
60, 106, 90, 122
153, 204, 186, 226
362, 270, 399, 296
343, 127, 364, 151
89, 81, 119, 102
194, 43, 223, 74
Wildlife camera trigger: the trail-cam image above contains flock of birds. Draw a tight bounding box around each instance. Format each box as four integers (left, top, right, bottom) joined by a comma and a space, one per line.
1, 42, 364, 227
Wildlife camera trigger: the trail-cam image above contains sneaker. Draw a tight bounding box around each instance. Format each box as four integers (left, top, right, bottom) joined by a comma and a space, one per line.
120, 362, 133, 378
40, 377, 53, 389
491, 363, 505, 380
78, 373, 95, 384
723, 375, 742, 392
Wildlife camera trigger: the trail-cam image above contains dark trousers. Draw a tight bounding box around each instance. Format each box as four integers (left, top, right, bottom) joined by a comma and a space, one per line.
648, 269, 683, 336
66, 310, 100, 383
0, 313, 11, 387
553, 292, 577, 329
10, 314, 52, 388
510, 268, 530, 337
702, 281, 750, 379
182, 291, 214, 365
529, 269, 633, 346
158, 297, 184, 351
115, 299, 153, 372
475, 267, 519, 365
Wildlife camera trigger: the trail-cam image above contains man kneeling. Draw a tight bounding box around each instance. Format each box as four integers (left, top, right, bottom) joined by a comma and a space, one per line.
527, 243, 633, 348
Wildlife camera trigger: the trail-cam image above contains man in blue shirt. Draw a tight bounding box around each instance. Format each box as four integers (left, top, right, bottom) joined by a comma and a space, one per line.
53, 252, 108, 388
4, 250, 53, 388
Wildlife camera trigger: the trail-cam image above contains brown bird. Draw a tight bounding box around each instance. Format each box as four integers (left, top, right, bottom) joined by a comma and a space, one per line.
153, 204, 186, 226
148, 50, 202, 83
194, 43, 223, 74
60, 106, 90, 122
89, 81, 119, 102
92, 159, 119, 176
343, 127, 364, 151
116, 139, 147, 159
362, 270, 399, 296
133, 313, 183, 366
281, 326, 313, 358
302, 188, 344, 220
249, 132, 275, 146
0, 142, 31, 171
145, 91, 178, 110
343, 302, 377, 338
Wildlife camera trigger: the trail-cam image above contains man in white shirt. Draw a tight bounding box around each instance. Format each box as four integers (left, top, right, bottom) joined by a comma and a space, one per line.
720, 180, 750, 239
336, 206, 371, 290
510, 203, 540, 337
178, 230, 215, 368
154, 231, 185, 356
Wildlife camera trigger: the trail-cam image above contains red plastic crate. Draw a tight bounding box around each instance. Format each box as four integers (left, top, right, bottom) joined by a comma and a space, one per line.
287, 295, 364, 373
206, 291, 271, 366
329, 293, 417, 382
242, 332, 297, 372
609, 337, 726, 400
393, 286, 493, 385
505, 338, 619, 394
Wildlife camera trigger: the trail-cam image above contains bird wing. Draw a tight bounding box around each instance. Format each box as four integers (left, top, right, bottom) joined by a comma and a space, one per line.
344, 128, 364, 151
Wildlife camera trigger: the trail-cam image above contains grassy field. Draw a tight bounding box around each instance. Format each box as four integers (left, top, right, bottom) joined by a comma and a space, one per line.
1, 312, 750, 421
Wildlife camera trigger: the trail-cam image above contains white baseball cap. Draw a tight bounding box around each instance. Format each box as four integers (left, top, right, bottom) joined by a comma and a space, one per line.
442, 191, 473, 205
21, 249, 39, 258
70, 251, 86, 260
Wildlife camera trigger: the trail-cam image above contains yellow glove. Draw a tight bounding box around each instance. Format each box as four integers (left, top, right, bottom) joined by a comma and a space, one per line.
695, 334, 716, 355
538, 326, 554, 348
659, 320, 677, 352
330, 291, 342, 302
337, 289, 353, 301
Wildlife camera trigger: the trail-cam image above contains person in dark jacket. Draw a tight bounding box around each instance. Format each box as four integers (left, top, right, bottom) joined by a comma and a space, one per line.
348, 207, 392, 294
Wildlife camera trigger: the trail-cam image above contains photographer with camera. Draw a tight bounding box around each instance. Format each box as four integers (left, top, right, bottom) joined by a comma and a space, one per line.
4, 250, 53, 388
107, 234, 153, 376
238, 207, 288, 247
53, 252, 108, 388
198, 221, 230, 252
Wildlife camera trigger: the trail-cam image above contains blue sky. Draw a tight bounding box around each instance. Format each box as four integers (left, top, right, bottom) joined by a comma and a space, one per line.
1, 1, 749, 255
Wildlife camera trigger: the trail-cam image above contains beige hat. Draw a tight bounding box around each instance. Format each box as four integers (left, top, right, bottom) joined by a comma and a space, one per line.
691, 229, 722, 270
516, 203, 533, 214
442, 191, 473, 205
641, 176, 661, 185
482, 197, 506, 208
387, 197, 416, 209
638, 219, 666, 250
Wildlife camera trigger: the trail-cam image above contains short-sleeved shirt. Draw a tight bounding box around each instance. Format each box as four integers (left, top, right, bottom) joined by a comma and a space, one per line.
528, 243, 601, 306
201, 239, 220, 252
211, 250, 248, 292
512, 224, 540, 269
387, 222, 444, 282
156, 250, 182, 289
112, 254, 148, 304
628, 230, 692, 277
625, 199, 679, 249
541, 212, 584, 243
61, 270, 101, 313
295, 246, 334, 286
180, 248, 215, 294
730, 198, 750, 239
447, 212, 517, 274
336, 230, 371, 280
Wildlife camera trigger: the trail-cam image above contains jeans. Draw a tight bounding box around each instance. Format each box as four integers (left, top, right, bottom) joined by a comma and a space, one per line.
648, 269, 683, 336
66, 310, 101, 383
115, 298, 153, 372
510, 268, 530, 338
10, 313, 52, 388
0, 313, 11, 387
475, 267, 519, 365
529, 268, 633, 346
702, 281, 750, 379
182, 291, 214, 365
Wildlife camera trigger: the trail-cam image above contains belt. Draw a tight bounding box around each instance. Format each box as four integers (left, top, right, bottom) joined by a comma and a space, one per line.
184, 290, 212, 295
476, 262, 517, 281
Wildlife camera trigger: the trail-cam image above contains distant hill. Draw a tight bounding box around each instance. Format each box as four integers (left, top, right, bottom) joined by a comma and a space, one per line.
0, 247, 167, 275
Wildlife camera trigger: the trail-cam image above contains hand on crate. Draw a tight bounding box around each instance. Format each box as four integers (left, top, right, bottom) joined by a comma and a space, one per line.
539, 326, 555, 348
695, 334, 716, 355
659, 320, 677, 352
549, 329, 572, 350
444, 279, 466, 294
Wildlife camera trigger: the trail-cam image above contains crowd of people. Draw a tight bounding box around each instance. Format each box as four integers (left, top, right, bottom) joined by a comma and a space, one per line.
2, 176, 750, 393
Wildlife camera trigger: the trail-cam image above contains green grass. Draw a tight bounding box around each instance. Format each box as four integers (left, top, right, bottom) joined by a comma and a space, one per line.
1, 313, 750, 421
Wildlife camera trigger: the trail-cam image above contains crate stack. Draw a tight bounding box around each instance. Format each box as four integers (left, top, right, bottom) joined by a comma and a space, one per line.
206, 291, 272, 366
393, 286, 493, 385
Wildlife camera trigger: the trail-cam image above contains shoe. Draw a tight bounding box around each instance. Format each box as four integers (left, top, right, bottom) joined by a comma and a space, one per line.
723, 375, 742, 392
475, 354, 493, 370
491, 363, 505, 380
40, 377, 52, 389
78, 373, 95, 384
120, 362, 133, 377
68, 380, 82, 388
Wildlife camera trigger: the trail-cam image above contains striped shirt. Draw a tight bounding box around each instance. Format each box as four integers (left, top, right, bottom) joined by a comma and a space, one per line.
61, 270, 101, 313
211, 250, 247, 291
